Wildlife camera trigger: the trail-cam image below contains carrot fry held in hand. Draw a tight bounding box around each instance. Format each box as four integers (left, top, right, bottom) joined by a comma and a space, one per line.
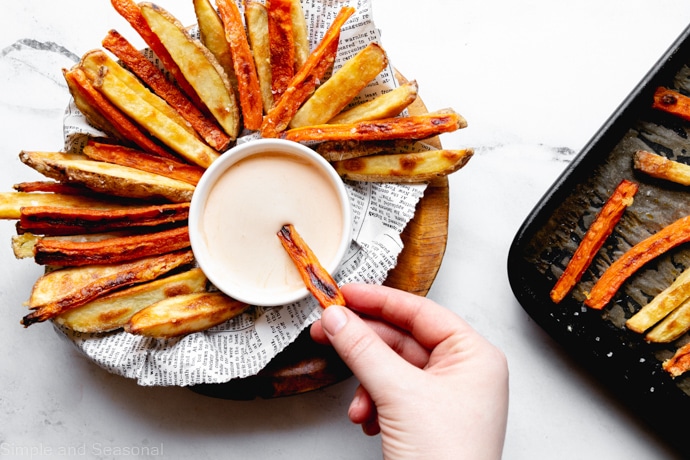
550, 179, 638, 303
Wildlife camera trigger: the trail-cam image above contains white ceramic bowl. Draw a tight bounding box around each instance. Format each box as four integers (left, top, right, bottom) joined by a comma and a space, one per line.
189, 138, 352, 306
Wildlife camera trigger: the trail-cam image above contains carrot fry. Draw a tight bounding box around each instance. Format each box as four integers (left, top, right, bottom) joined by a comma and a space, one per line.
277, 224, 345, 308
663, 341, 690, 378
267, 0, 295, 100
33, 226, 190, 266
260, 6, 354, 138
102, 29, 231, 151
652, 87, 690, 122
216, 0, 264, 131
585, 214, 690, 310
550, 179, 638, 303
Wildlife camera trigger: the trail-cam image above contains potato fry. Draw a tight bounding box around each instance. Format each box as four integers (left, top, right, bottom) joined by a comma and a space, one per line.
277, 224, 345, 308
22, 249, 194, 326
663, 341, 690, 378
126, 292, 249, 338
289, 0, 309, 71
102, 29, 232, 151
652, 86, 690, 122
328, 80, 418, 124
193, 0, 238, 91
315, 139, 419, 161
33, 226, 190, 266
282, 109, 466, 143
19, 151, 195, 203
13, 181, 91, 195
216, 0, 264, 130
626, 267, 690, 333
261, 6, 354, 137
0, 191, 125, 219
551, 179, 638, 304
290, 43, 388, 128
110, 0, 203, 108
633, 150, 690, 186
83, 140, 204, 186
585, 215, 690, 310
645, 298, 690, 343
267, 0, 295, 100
55, 268, 208, 333
245, 1, 274, 112
19, 202, 189, 236
140, 3, 240, 140
63, 67, 175, 159
333, 149, 474, 183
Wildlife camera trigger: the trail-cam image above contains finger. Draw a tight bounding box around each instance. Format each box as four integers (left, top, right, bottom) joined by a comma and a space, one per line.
341, 283, 478, 351
311, 315, 431, 368
319, 304, 415, 394
348, 384, 376, 425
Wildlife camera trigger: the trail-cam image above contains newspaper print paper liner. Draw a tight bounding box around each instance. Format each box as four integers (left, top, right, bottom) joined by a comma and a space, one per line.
56, 0, 427, 386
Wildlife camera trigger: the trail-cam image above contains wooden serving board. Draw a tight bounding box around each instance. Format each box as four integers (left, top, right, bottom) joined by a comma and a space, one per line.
191, 75, 450, 399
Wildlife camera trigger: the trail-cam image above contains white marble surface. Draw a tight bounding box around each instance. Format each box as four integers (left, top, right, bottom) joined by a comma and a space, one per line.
2, 1, 690, 459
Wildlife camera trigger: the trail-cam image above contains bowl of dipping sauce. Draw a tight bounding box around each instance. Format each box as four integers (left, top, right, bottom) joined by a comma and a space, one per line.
189, 139, 352, 306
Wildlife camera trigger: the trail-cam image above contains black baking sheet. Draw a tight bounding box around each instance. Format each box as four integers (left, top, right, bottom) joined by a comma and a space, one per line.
508, 24, 690, 456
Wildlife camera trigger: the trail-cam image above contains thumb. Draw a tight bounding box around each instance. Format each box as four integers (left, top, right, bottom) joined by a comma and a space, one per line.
320, 304, 409, 392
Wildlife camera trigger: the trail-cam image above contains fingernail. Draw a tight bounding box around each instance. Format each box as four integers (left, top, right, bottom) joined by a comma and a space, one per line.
321, 305, 348, 336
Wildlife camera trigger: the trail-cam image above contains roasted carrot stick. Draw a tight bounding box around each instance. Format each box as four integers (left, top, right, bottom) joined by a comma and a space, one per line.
663, 341, 690, 378
277, 224, 345, 308
652, 87, 690, 122
585, 214, 690, 310
550, 179, 638, 303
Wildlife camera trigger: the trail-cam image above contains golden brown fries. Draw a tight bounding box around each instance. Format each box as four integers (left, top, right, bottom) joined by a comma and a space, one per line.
193, 0, 239, 91
626, 267, 690, 334
245, 1, 274, 112
18, 202, 189, 236
216, 0, 264, 130
139, 3, 240, 140
19, 151, 195, 203
102, 29, 232, 151
283, 109, 466, 143
333, 149, 474, 183
22, 249, 194, 326
261, 6, 354, 137
277, 224, 346, 308
645, 300, 690, 343
125, 292, 249, 338
267, 0, 295, 100
328, 80, 419, 124
55, 268, 208, 333
633, 150, 690, 186
82, 141, 204, 186
289, 0, 309, 71
290, 42, 388, 128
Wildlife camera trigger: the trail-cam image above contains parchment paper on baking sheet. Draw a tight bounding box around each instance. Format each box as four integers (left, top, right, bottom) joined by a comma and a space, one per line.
59, 0, 428, 386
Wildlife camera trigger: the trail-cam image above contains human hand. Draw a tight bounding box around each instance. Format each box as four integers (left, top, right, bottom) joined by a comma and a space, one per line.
310, 283, 509, 460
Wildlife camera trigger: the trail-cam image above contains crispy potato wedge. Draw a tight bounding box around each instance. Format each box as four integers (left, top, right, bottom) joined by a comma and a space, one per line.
633, 150, 690, 186
0, 191, 125, 219
261, 6, 354, 137
328, 80, 418, 124
277, 224, 345, 308
216, 0, 264, 130
22, 249, 194, 326
290, 42, 388, 128
282, 109, 466, 143
267, 0, 295, 100
140, 3, 240, 140
55, 268, 208, 333
333, 148, 474, 183
19, 151, 195, 203
33, 226, 189, 266
289, 0, 309, 71
63, 67, 175, 159
663, 341, 690, 378
125, 292, 249, 338
645, 299, 690, 343
77, 50, 220, 168
83, 141, 203, 186
245, 1, 274, 112
19, 202, 189, 236
626, 267, 690, 333
102, 29, 232, 151
110, 0, 203, 108
193, 0, 239, 92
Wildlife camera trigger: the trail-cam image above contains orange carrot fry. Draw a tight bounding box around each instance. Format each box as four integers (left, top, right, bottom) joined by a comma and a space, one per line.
585, 214, 690, 310
663, 341, 690, 378
652, 87, 690, 122
550, 179, 638, 303
277, 224, 345, 308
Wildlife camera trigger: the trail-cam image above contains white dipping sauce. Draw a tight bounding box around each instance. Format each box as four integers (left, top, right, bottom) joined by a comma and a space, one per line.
200, 152, 344, 297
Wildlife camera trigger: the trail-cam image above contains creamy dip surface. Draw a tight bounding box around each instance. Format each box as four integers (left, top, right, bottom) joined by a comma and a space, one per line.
201, 152, 345, 298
